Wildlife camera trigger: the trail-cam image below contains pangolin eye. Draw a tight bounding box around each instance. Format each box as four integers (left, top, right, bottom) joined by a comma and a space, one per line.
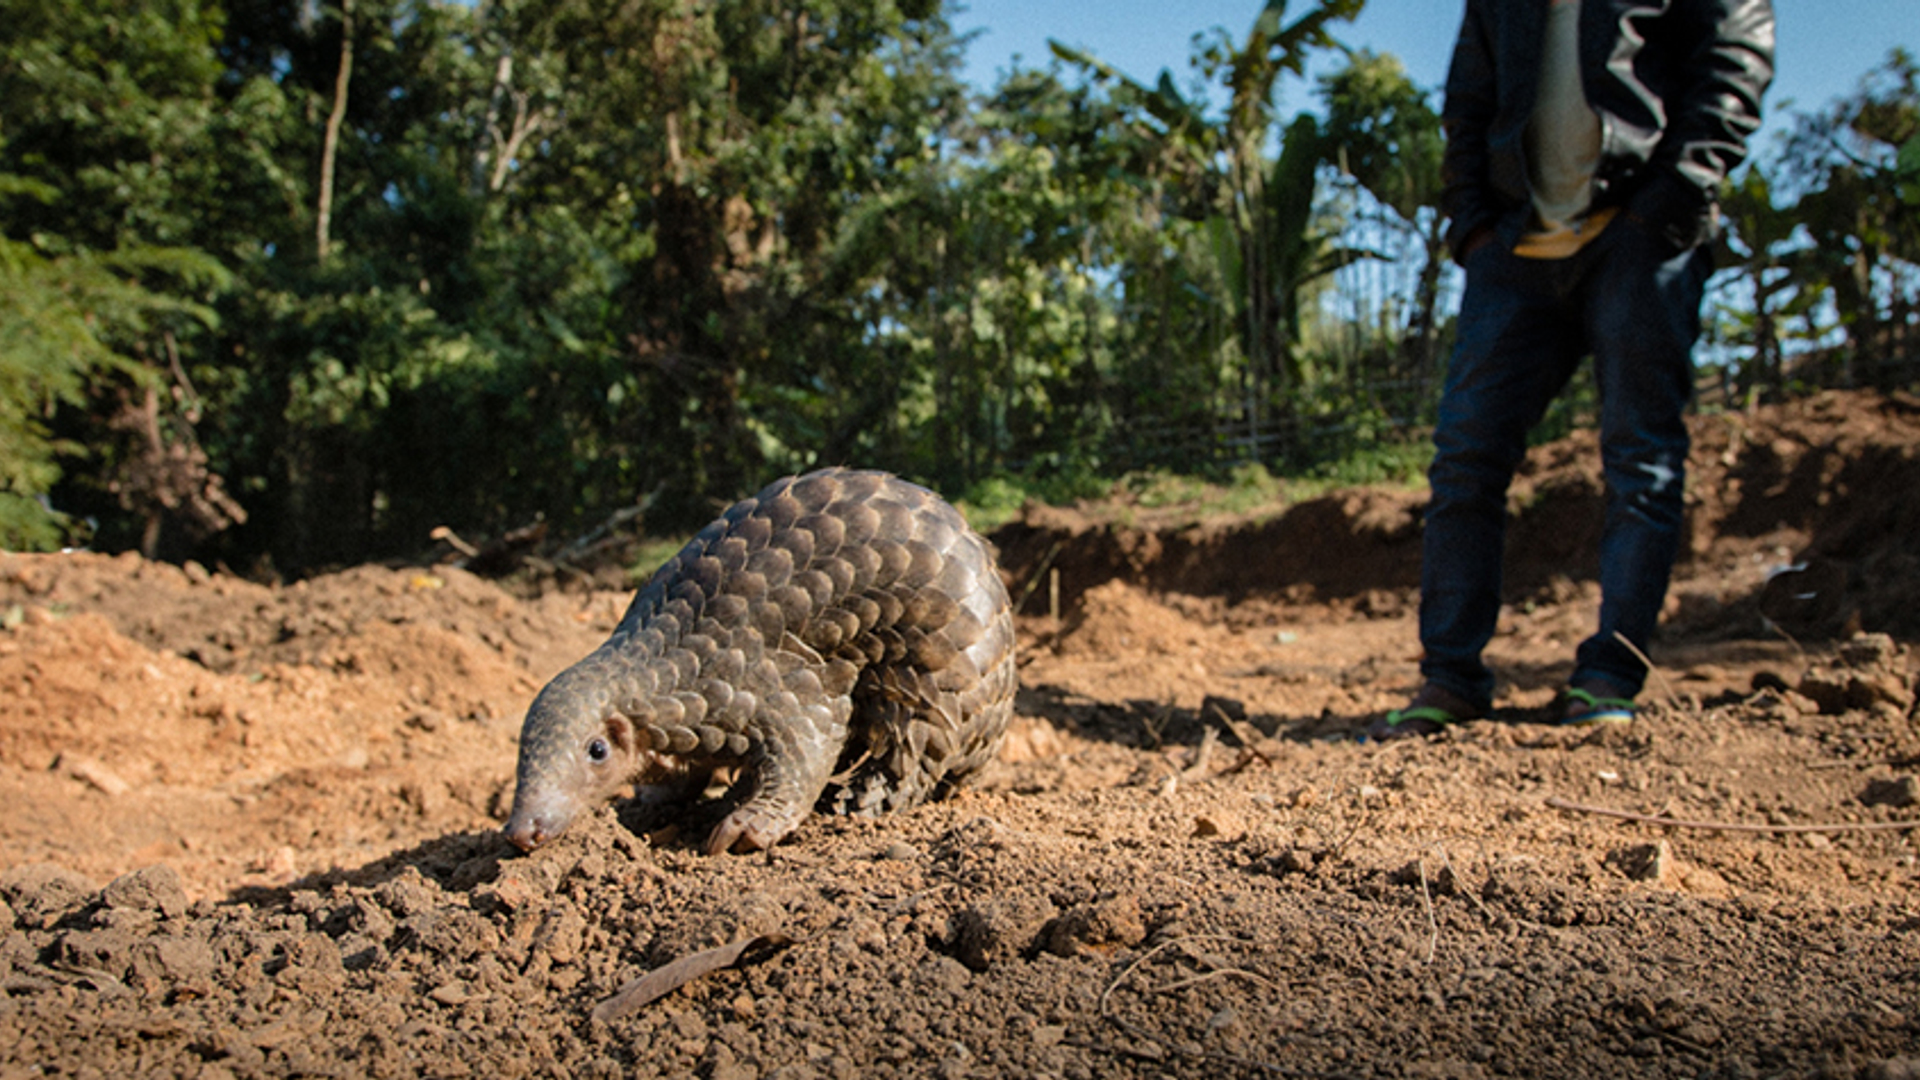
587, 737, 611, 763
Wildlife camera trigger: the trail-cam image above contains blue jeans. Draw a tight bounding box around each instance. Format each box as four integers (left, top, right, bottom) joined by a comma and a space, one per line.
1419, 220, 1709, 711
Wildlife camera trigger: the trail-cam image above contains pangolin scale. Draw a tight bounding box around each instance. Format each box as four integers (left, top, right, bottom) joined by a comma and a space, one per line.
505, 468, 1017, 855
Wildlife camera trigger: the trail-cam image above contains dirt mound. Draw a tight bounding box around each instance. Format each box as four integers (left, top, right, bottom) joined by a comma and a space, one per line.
994, 484, 1427, 614
4, 388, 1920, 1077
996, 390, 1920, 640
0, 556, 627, 897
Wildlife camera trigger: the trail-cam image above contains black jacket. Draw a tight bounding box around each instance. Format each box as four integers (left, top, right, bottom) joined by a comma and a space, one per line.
1440, 0, 1775, 260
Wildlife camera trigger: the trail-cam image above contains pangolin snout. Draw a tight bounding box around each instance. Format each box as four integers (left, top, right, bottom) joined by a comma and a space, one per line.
503, 787, 580, 852
503, 815, 552, 852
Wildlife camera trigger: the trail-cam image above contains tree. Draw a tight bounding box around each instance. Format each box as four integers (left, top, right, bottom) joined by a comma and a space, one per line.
1710, 166, 1827, 401
1771, 49, 1920, 386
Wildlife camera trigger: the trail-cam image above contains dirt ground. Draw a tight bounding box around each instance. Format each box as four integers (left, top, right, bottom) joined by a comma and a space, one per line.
3, 390, 1919, 1079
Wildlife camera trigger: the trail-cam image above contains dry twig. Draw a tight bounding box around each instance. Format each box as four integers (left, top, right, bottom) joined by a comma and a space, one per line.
1183, 727, 1220, 781
1611, 630, 1680, 705
591, 932, 794, 1023
1202, 698, 1274, 773
1417, 858, 1438, 964
1093, 934, 1300, 1076
1013, 539, 1065, 617
1547, 797, 1920, 835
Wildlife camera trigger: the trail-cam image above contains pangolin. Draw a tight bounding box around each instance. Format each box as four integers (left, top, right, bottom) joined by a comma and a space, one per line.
504, 468, 1017, 855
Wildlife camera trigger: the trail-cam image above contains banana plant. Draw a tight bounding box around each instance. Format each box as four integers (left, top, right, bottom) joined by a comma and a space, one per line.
1051, 0, 1367, 451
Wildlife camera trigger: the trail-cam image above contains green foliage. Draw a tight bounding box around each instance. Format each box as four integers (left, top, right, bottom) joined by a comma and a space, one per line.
1052, 0, 1365, 417
0, 191, 229, 548
1125, 461, 1284, 516
955, 466, 1110, 534
1295, 437, 1431, 493
1713, 48, 1920, 394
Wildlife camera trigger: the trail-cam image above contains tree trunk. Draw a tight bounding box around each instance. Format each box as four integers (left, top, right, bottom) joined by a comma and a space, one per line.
316, 0, 355, 263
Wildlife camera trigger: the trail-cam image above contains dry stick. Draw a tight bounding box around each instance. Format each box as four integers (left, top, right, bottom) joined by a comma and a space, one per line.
1096, 936, 1238, 1018
1546, 797, 1920, 835
1013, 539, 1065, 617
1807, 757, 1902, 771
1202, 699, 1275, 771
1150, 967, 1282, 997
1094, 935, 1297, 1077
1762, 615, 1809, 666
1182, 726, 1220, 782
1611, 630, 1680, 706
590, 933, 795, 1023
1435, 845, 1475, 908
1417, 858, 1438, 964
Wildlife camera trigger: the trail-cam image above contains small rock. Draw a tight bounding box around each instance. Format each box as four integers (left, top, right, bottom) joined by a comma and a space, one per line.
1862, 776, 1920, 809
429, 983, 470, 1006
1839, 632, 1899, 670
953, 895, 1057, 971
129, 936, 216, 996
1267, 848, 1320, 876
1607, 841, 1674, 884
273, 932, 347, 996
1043, 894, 1147, 957
879, 841, 920, 861
1192, 812, 1242, 839
55, 927, 140, 985
102, 865, 189, 919
530, 906, 589, 966
1799, 636, 1915, 713
374, 868, 440, 918
915, 953, 972, 994
56, 754, 131, 796
471, 867, 541, 913
0, 864, 98, 928
1794, 671, 1852, 714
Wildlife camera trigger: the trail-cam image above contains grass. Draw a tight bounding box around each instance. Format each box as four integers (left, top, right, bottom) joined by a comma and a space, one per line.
1289, 439, 1433, 497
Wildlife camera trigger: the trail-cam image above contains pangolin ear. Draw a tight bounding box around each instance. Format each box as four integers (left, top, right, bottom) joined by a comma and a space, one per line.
605, 714, 637, 755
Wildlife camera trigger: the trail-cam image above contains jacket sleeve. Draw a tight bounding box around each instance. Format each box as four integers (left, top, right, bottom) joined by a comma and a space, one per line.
1439, 0, 1499, 262
1660, 0, 1774, 194
1630, 0, 1775, 250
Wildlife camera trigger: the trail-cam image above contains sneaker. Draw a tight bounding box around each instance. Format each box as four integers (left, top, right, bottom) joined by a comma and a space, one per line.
1365, 683, 1482, 741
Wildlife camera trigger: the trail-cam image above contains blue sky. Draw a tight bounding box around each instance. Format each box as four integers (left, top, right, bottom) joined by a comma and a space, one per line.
953, 0, 1916, 151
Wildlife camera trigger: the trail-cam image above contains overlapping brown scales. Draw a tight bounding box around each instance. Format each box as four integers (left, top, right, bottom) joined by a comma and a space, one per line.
581, 467, 1015, 844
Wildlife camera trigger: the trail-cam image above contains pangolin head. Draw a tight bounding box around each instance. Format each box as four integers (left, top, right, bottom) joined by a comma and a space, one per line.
504, 656, 646, 852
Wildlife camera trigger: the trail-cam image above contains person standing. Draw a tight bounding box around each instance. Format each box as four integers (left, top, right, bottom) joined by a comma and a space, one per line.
1369, 0, 1774, 738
